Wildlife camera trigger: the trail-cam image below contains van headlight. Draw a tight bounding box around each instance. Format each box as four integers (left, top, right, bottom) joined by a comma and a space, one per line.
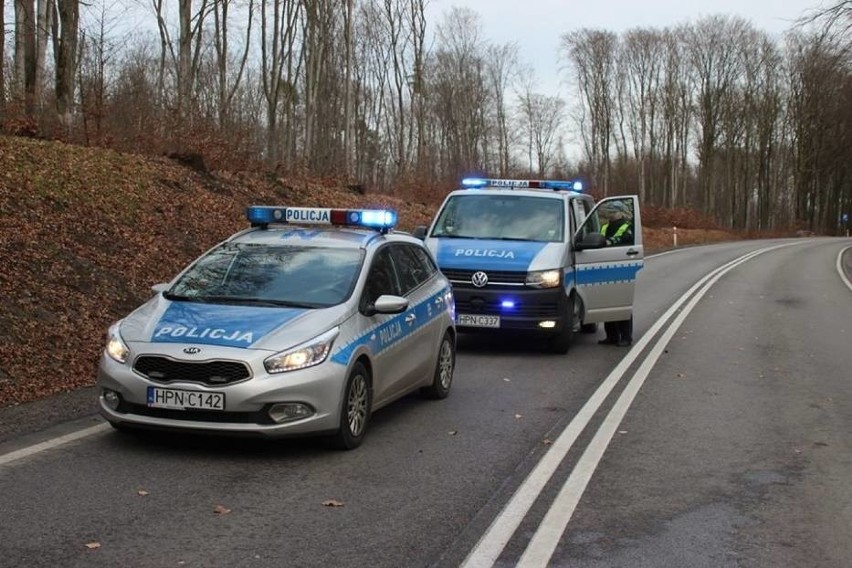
526, 269, 561, 289
105, 323, 130, 364
264, 328, 340, 374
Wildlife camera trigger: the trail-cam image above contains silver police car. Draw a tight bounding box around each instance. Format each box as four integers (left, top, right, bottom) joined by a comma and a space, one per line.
97, 206, 456, 449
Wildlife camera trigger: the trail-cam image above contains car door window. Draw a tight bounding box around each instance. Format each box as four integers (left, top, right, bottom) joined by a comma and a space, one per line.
363, 248, 400, 307
390, 245, 434, 295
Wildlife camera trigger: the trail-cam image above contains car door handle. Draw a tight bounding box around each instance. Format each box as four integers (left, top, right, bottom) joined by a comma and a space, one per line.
626, 249, 639, 256
405, 314, 417, 324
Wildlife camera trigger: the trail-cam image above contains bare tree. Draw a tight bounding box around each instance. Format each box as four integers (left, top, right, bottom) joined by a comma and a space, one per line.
430, 8, 490, 176
516, 85, 565, 176
561, 29, 618, 194
485, 42, 519, 176
0, 0, 5, 125
52, 0, 79, 133
14, 0, 37, 117
260, 0, 302, 166
211, 0, 254, 131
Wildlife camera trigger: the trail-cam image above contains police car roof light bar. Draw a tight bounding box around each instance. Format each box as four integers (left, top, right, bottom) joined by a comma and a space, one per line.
246, 206, 398, 233
461, 177, 583, 192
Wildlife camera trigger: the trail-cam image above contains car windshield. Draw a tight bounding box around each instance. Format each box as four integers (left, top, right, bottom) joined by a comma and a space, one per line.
431, 194, 564, 242
167, 244, 365, 308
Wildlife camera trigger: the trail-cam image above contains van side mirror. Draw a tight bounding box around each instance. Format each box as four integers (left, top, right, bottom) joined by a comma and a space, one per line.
574, 232, 607, 250
412, 226, 427, 240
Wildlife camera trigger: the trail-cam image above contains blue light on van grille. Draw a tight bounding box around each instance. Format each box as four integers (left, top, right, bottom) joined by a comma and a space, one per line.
501, 300, 516, 309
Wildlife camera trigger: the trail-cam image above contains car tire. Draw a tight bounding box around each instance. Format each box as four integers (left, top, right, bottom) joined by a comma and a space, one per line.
421, 331, 455, 399
330, 362, 371, 450
548, 295, 576, 354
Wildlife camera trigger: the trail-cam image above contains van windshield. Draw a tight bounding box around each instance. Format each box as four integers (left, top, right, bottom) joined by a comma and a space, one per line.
431, 194, 564, 242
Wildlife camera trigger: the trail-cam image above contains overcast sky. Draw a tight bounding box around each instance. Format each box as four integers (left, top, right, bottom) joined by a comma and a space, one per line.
425, 0, 828, 95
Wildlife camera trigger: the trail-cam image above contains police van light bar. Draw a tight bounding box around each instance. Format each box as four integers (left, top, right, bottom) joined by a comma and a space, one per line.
461, 178, 583, 192
246, 206, 398, 232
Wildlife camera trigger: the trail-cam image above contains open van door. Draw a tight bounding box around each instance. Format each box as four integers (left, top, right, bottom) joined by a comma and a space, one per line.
571, 196, 644, 324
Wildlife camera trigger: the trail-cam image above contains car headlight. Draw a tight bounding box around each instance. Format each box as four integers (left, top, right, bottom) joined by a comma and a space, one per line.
526, 269, 561, 289
105, 323, 129, 364
264, 328, 340, 374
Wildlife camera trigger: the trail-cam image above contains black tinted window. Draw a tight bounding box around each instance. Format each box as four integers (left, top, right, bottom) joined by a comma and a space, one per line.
363, 248, 399, 305
390, 245, 435, 295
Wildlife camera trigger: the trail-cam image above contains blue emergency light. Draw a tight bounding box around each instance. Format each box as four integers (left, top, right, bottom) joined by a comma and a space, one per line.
461, 178, 584, 192
246, 206, 397, 232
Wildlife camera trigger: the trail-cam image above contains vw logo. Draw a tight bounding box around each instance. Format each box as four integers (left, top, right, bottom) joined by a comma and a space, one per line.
183, 347, 202, 355
471, 271, 489, 288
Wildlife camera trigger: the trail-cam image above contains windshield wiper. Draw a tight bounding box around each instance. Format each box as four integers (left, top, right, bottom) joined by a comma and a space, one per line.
162, 291, 208, 302
430, 234, 479, 239
194, 295, 323, 309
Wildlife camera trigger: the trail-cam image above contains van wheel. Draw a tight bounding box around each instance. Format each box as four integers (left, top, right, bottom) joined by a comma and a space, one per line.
548, 295, 576, 353
421, 331, 455, 399
330, 362, 371, 450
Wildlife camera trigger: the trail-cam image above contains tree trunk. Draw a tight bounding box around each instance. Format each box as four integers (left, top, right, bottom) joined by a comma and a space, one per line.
54, 0, 79, 134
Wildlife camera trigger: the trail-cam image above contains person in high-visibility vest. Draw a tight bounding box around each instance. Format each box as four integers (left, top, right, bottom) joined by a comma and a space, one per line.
600, 201, 633, 246
598, 201, 634, 346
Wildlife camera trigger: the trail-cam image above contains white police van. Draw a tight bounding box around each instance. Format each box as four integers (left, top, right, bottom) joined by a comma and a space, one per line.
415, 178, 643, 352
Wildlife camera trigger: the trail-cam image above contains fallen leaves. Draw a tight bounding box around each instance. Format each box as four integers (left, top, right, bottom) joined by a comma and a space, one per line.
213, 505, 231, 515
322, 499, 345, 508
0, 136, 438, 408
84, 542, 101, 550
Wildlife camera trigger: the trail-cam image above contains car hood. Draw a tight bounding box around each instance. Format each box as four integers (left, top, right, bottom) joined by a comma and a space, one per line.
119, 294, 352, 352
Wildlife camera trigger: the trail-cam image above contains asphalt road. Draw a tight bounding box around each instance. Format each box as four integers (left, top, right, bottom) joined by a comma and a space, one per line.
1, 237, 850, 568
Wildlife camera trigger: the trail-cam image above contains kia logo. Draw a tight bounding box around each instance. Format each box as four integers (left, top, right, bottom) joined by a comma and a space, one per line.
183, 347, 202, 354
471, 271, 489, 288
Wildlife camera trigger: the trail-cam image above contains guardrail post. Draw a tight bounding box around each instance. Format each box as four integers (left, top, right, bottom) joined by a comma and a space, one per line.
673, 226, 678, 247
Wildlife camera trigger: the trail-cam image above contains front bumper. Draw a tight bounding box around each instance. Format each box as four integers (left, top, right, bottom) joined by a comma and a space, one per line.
452, 285, 568, 332
97, 351, 346, 438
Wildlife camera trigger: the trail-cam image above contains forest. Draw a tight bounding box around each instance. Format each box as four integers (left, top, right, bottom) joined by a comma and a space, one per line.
2, 1, 850, 234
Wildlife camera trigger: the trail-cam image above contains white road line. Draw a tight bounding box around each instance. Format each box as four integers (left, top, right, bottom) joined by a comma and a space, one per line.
0, 423, 110, 467
460, 246, 773, 568
516, 241, 798, 567
836, 245, 852, 292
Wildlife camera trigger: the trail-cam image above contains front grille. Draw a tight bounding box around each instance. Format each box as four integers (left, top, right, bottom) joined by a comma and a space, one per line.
454, 299, 559, 318
134, 356, 251, 386
442, 269, 527, 286
118, 402, 271, 424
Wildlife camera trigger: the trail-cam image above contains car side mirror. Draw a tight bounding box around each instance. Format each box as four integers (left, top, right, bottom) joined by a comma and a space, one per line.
366, 295, 409, 316
412, 226, 427, 240
574, 232, 607, 250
